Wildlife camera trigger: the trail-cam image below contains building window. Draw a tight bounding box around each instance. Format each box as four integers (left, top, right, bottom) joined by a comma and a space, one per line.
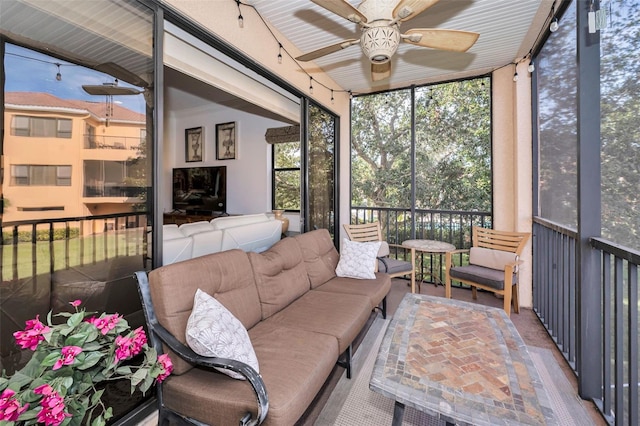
10, 165, 72, 186
272, 142, 301, 211
10, 115, 72, 138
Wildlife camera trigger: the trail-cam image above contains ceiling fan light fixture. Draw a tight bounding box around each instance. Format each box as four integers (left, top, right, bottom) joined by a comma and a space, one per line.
361, 25, 400, 65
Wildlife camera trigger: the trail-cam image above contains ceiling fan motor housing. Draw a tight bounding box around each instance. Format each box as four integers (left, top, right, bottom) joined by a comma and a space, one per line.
360, 23, 400, 64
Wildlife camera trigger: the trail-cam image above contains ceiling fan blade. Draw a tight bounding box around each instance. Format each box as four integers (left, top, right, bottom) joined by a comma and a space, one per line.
393, 0, 440, 22
403, 28, 479, 52
82, 84, 142, 96
296, 39, 359, 62
312, 0, 368, 24
371, 62, 391, 81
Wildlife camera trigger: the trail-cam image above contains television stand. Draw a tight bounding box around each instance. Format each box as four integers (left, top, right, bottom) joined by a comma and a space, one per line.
163, 211, 226, 225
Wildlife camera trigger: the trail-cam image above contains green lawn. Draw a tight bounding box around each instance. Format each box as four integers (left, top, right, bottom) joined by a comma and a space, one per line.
1, 231, 147, 281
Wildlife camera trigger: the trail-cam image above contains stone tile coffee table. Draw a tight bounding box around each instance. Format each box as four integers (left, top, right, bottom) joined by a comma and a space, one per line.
370, 293, 557, 425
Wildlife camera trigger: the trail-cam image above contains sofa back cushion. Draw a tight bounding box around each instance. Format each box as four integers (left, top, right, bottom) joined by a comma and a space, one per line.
148, 249, 262, 375
247, 237, 311, 319
179, 221, 215, 236
293, 229, 340, 289
220, 220, 282, 253
211, 213, 269, 230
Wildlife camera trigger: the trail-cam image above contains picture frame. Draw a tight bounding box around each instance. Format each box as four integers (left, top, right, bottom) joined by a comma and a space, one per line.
185, 127, 204, 162
216, 122, 237, 160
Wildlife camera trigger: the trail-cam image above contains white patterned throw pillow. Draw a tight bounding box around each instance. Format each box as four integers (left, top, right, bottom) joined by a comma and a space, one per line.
335, 238, 382, 279
185, 289, 259, 380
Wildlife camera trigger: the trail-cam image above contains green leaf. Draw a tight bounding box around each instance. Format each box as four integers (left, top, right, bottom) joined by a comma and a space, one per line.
90, 388, 105, 406
60, 375, 73, 391
77, 352, 103, 370
64, 332, 88, 347
140, 374, 154, 394
7, 370, 36, 390
67, 312, 84, 328
17, 405, 39, 421
115, 366, 132, 375
40, 351, 61, 367
130, 368, 148, 386
91, 417, 106, 426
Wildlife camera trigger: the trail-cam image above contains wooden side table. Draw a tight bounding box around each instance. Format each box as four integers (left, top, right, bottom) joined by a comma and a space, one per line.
402, 239, 455, 293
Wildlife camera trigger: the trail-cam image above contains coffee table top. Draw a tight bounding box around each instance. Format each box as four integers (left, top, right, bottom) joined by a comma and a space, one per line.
370, 294, 557, 425
402, 239, 455, 252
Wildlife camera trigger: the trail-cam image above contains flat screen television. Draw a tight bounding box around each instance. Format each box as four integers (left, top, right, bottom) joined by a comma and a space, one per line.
172, 166, 226, 214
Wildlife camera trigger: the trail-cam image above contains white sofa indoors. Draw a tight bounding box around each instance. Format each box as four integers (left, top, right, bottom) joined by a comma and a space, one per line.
162, 213, 282, 265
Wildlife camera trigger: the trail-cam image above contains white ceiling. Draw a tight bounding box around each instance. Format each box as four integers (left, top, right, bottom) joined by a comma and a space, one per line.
251, 0, 554, 94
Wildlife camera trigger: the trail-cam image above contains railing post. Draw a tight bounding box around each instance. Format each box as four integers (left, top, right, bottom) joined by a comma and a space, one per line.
576, 0, 602, 401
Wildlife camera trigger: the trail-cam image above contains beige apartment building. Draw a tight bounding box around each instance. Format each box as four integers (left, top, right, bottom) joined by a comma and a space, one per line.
3, 92, 146, 232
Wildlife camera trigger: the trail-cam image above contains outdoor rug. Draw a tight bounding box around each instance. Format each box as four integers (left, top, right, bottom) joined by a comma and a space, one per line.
315, 316, 594, 426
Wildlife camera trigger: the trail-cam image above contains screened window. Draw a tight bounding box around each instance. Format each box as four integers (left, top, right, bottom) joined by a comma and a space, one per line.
351, 78, 492, 212
535, 2, 578, 228
273, 141, 301, 211
10, 165, 72, 186
600, 0, 640, 249
10, 115, 72, 138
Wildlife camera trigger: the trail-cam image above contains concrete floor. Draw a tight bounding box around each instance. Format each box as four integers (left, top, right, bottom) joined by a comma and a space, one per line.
296, 279, 607, 426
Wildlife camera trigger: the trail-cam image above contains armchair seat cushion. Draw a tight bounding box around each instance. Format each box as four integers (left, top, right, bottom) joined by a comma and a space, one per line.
449, 264, 518, 291
377, 257, 412, 275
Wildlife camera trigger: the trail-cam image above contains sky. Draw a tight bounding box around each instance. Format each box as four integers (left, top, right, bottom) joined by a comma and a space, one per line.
4, 43, 145, 114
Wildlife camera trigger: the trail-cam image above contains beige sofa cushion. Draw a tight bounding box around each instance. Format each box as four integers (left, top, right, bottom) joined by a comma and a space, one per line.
248, 237, 311, 320
162, 322, 338, 426
265, 290, 371, 354
293, 229, 340, 289
314, 273, 391, 311
148, 249, 262, 375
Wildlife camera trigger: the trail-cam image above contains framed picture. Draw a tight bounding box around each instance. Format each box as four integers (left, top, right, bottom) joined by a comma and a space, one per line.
185, 127, 204, 162
216, 122, 237, 160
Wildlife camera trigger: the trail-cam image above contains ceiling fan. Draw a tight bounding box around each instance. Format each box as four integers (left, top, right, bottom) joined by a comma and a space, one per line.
296, 0, 480, 81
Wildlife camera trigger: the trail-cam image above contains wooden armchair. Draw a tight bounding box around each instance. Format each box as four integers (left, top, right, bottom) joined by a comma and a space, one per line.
444, 226, 531, 316
343, 222, 416, 293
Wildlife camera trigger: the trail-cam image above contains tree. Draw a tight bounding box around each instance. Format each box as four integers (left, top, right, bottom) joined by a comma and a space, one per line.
350, 78, 492, 213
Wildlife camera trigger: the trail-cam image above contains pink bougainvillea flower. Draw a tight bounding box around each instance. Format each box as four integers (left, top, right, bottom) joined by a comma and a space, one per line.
13, 315, 50, 351
86, 313, 122, 335
156, 353, 173, 383
131, 327, 147, 355
0, 388, 29, 422
69, 299, 82, 307
33, 384, 54, 396
52, 346, 82, 370
114, 335, 133, 362
114, 327, 147, 363
36, 389, 71, 426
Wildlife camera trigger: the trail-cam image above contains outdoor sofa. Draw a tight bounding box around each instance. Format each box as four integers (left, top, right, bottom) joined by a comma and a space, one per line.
135, 228, 391, 425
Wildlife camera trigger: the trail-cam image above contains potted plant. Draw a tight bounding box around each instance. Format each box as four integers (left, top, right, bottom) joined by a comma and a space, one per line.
0, 300, 172, 426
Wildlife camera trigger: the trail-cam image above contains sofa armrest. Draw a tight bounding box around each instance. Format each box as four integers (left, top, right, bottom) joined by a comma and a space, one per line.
134, 271, 268, 425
